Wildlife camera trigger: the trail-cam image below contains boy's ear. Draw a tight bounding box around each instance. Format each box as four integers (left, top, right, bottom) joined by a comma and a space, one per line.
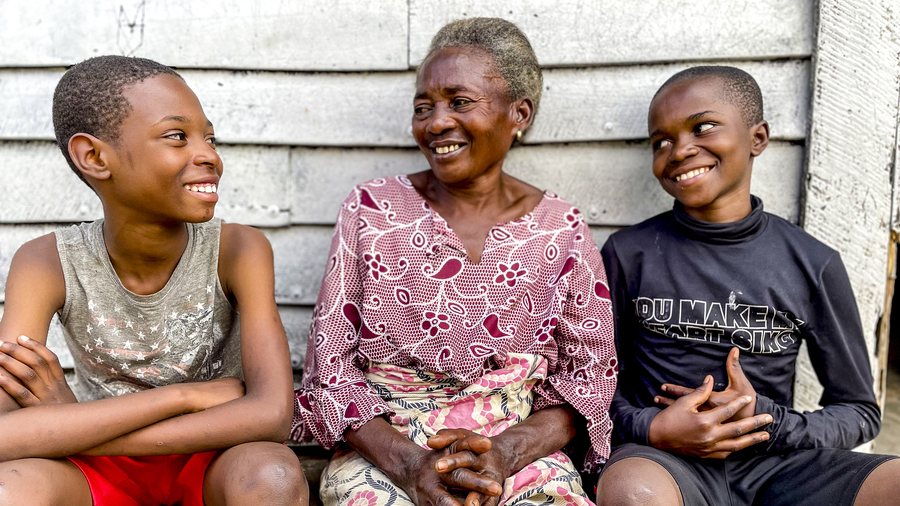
749, 120, 770, 157
68, 133, 115, 182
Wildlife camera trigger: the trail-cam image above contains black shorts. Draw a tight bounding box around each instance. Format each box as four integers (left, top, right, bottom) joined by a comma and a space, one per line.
601, 443, 897, 506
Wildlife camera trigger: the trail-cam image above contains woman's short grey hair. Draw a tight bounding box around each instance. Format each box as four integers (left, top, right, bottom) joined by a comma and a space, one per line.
424, 17, 543, 114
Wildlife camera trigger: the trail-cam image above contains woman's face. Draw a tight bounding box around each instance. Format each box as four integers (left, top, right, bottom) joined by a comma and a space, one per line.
412, 47, 521, 186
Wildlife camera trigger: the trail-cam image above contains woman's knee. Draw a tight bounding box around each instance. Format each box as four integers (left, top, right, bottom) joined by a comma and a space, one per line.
596, 457, 682, 506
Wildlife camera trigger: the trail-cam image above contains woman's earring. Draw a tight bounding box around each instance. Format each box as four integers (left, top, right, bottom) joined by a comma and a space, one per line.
516, 131, 523, 141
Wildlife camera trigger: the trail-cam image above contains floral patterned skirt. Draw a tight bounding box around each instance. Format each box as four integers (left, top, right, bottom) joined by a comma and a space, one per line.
319, 354, 595, 506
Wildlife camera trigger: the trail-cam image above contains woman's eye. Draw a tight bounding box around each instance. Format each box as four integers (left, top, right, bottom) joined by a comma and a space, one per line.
696, 123, 714, 133
166, 132, 187, 141
207, 136, 218, 149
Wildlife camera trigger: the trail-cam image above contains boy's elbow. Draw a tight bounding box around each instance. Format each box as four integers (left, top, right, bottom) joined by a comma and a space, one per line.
252, 396, 294, 442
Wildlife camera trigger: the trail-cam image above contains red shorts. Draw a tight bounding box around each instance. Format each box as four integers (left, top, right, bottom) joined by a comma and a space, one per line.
66, 452, 218, 506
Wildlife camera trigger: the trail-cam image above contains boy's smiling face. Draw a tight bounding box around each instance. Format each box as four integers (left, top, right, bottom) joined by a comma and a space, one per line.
648, 76, 768, 223
106, 74, 222, 224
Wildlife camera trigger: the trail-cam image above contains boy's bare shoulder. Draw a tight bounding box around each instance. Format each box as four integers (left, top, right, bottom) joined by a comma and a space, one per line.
219, 223, 272, 260
0, 233, 65, 342
216, 224, 276, 312
12, 233, 64, 280
217, 223, 273, 290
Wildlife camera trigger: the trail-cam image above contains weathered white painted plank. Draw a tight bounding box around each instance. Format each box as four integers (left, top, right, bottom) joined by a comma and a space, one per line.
263, 226, 334, 306
0, 0, 408, 71
797, 0, 900, 414
0, 142, 102, 223
0, 142, 291, 226
282, 306, 313, 370
591, 227, 618, 252
3, 140, 802, 226
1, 303, 314, 372
0, 60, 808, 145
532, 60, 808, 144
292, 142, 802, 226
409, 0, 813, 67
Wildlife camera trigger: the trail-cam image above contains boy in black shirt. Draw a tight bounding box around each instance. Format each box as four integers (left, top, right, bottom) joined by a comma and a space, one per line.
596, 66, 899, 505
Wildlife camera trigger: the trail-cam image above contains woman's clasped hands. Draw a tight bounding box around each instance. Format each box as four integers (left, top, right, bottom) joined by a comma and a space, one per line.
380, 428, 501, 506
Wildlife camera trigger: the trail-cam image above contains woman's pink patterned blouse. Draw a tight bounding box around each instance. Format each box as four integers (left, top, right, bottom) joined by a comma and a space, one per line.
293, 175, 618, 470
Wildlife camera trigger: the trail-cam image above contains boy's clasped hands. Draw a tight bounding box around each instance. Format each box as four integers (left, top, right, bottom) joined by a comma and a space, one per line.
649, 347, 773, 458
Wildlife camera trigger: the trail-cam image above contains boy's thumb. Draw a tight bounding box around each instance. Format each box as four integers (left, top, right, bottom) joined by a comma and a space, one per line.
726, 347, 747, 386
689, 375, 714, 405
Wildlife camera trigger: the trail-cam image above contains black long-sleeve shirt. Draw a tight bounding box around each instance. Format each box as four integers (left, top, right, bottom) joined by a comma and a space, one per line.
600, 197, 881, 453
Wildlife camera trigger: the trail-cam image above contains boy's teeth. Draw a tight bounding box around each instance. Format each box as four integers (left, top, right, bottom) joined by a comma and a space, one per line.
184, 184, 218, 194
675, 166, 711, 182
435, 144, 460, 155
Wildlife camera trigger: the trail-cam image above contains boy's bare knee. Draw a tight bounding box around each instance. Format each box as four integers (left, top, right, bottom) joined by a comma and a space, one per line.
0, 459, 89, 506
246, 454, 307, 502
855, 459, 900, 506
212, 443, 309, 506
596, 457, 682, 506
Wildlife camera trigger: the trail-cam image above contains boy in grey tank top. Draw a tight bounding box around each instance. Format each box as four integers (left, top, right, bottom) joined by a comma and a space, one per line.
0, 56, 308, 505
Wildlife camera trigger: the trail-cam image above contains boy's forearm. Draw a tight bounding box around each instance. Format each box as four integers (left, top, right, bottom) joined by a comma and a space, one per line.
758, 395, 881, 452
80, 390, 292, 456
0, 384, 191, 462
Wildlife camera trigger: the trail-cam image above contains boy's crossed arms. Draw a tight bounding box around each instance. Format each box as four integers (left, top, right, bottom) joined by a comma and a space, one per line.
0, 55, 308, 506
0, 225, 283, 459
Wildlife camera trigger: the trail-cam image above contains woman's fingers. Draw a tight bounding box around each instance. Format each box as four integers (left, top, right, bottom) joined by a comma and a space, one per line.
481, 492, 502, 506
452, 434, 492, 454
429, 429, 492, 454
428, 428, 468, 450
435, 450, 478, 473
464, 490, 482, 506
443, 467, 502, 498
428, 487, 465, 506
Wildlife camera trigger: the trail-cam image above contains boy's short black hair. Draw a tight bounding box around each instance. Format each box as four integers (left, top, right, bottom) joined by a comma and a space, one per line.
52, 55, 183, 187
654, 66, 764, 127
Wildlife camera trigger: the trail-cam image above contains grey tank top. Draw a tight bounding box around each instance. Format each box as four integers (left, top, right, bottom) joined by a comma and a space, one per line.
56, 219, 242, 401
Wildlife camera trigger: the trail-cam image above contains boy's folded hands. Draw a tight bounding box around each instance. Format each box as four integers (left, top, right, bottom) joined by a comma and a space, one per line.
656, 347, 758, 422
647, 366, 773, 459
0, 334, 77, 407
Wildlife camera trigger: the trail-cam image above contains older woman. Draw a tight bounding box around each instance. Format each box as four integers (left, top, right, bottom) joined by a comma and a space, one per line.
293, 18, 616, 506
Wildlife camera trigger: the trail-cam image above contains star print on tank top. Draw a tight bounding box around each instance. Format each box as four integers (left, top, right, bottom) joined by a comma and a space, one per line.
55, 219, 242, 401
